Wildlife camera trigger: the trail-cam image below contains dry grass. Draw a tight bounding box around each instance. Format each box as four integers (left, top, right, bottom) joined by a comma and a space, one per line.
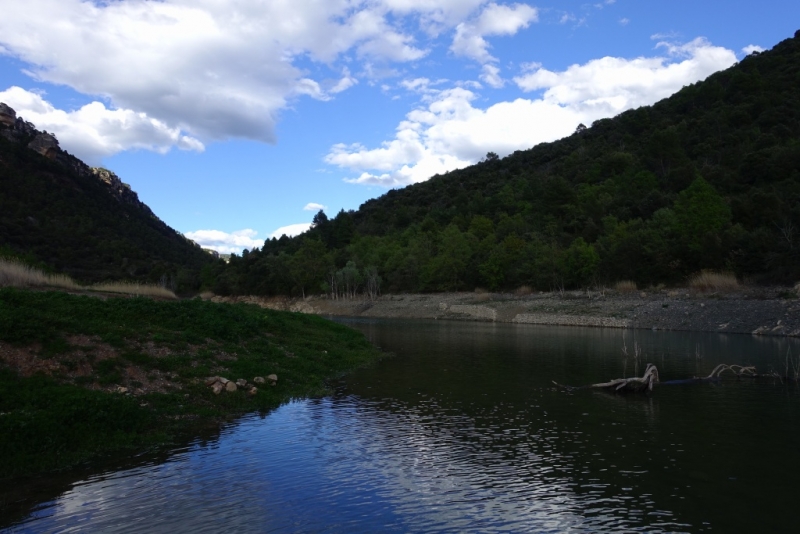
198, 291, 216, 300
0, 258, 78, 290
689, 270, 739, 292
614, 280, 638, 293
90, 282, 178, 299
0, 258, 177, 299
514, 285, 533, 296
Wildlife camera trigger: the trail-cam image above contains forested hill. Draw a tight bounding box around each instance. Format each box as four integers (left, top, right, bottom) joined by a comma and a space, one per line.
212, 30, 798, 296
0, 105, 213, 291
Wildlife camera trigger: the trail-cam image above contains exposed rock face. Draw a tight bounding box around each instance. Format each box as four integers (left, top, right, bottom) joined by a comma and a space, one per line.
0, 103, 16, 127
91, 167, 142, 206
28, 132, 61, 159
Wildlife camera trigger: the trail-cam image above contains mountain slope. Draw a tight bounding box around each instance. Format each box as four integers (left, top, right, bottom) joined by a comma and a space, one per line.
214, 30, 800, 296
0, 105, 214, 290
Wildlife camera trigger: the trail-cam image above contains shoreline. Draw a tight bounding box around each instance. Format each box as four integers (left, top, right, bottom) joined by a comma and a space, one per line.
210, 287, 800, 338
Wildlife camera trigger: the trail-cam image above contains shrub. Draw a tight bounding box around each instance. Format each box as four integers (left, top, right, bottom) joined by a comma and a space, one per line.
614, 280, 638, 292
514, 285, 533, 296
689, 270, 739, 292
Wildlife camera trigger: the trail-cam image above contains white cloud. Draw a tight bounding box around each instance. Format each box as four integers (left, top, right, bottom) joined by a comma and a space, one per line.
0, 86, 203, 164
619, 18, 630, 26
0, 0, 495, 157
328, 37, 738, 188
514, 37, 737, 117
303, 203, 327, 211
742, 44, 764, 55
479, 64, 505, 88
450, 2, 538, 63
269, 223, 312, 239
184, 229, 262, 254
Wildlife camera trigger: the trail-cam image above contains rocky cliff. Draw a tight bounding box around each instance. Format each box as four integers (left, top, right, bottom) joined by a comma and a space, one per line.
0, 103, 158, 214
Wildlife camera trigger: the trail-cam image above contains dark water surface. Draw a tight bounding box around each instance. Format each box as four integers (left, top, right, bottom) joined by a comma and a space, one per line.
4, 319, 800, 533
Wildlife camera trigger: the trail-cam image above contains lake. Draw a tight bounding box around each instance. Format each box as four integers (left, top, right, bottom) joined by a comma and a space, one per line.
3, 318, 800, 533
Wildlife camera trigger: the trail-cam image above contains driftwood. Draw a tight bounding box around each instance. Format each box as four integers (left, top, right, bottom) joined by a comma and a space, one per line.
554, 363, 659, 393
554, 363, 767, 393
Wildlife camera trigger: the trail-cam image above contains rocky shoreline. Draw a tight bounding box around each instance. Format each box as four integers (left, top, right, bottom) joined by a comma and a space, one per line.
210, 286, 800, 338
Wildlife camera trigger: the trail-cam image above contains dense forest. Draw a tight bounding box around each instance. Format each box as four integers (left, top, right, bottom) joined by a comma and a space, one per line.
205, 31, 800, 297
0, 119, 214, 291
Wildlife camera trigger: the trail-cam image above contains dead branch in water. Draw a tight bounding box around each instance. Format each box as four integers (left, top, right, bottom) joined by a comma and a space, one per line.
553, 363, 659, 393
553, 363, 772, 393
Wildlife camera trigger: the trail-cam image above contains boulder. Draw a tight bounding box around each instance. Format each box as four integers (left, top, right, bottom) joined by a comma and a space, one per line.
211, 382, 224, 395
267, 374, 278, 386
253, 376, 266, 384
236, 378, 248, 387
225, 381, 237, 392
248, 387, 258, 396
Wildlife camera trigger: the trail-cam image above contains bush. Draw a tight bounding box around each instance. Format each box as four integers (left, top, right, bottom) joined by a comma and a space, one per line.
689, 270, 739, 292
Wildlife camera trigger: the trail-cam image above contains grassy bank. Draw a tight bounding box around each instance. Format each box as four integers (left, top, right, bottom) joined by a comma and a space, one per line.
0, 288, 384, 477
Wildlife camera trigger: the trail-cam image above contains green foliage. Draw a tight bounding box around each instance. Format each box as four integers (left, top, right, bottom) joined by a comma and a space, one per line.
0, 288, 383, 476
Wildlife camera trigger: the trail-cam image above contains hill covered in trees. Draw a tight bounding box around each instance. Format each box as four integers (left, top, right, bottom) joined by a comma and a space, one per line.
210, 30, 800, 297
0, 105, 213, 291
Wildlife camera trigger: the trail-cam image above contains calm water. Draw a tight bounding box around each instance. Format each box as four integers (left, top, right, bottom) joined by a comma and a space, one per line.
4, 319, 800, 533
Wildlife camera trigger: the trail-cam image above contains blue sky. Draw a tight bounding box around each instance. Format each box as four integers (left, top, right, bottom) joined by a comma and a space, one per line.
1, 0, 798, 253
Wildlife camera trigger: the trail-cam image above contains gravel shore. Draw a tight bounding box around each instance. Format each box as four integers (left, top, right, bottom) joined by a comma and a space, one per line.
211, 286, 800, 338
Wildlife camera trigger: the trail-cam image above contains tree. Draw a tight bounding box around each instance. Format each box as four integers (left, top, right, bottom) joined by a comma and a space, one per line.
288, 238, 330, 298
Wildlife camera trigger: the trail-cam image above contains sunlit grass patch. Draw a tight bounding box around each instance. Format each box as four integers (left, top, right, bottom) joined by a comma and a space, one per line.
0, 258, 177, 299
0, 258, 78, 290
689, 270, 739, 292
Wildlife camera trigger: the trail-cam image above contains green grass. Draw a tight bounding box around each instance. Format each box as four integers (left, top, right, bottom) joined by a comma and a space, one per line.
0, 288, 384, 477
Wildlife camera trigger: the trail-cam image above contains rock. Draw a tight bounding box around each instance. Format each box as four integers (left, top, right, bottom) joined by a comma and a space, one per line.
218, 377, 229, 385
212, 382, 224, 395
205, 376, 220, 386
248, 387, 258, 396
28, 132, 60, 158
117, 386, 128, 394
267, 374, 278, 384
225, 381, 238, 392
253, 376, 266, 384
236, 378, 248, 387
0, 103, 16, 127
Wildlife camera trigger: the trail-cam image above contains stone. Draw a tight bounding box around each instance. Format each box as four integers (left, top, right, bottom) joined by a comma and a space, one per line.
236, 378, 248, 387
117, 386, 128, 394
267, 374, 278, 383
0, 103, 16, 127
28, 132, 60, 158
205, 376, 220, 386
212, 382, 224, 395
248, 387, 258, 396
225, 381, 238, 392
217, 377, 229, 385
253, 376, 266, 384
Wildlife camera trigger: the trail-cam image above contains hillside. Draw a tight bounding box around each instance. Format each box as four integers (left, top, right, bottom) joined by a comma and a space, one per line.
0, 105, 215, 291
211, 30, 800, 296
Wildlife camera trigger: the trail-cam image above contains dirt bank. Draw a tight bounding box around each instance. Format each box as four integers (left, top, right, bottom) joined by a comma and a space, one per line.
210, 286, 800, 337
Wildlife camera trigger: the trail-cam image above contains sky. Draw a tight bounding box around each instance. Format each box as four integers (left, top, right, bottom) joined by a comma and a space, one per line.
0, 1, 798, 253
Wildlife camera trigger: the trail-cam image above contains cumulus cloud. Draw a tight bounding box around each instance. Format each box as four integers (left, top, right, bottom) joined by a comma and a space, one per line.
0, 86, 203, 164
742, 44, 765, 55
303, 203, 327, 211
269, 223, 312, 239
184, 229, 262, 254
328, 37, 737, 187
0, 0, 498, 157
450, 2, 538, 63
514, 37, 737, 117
